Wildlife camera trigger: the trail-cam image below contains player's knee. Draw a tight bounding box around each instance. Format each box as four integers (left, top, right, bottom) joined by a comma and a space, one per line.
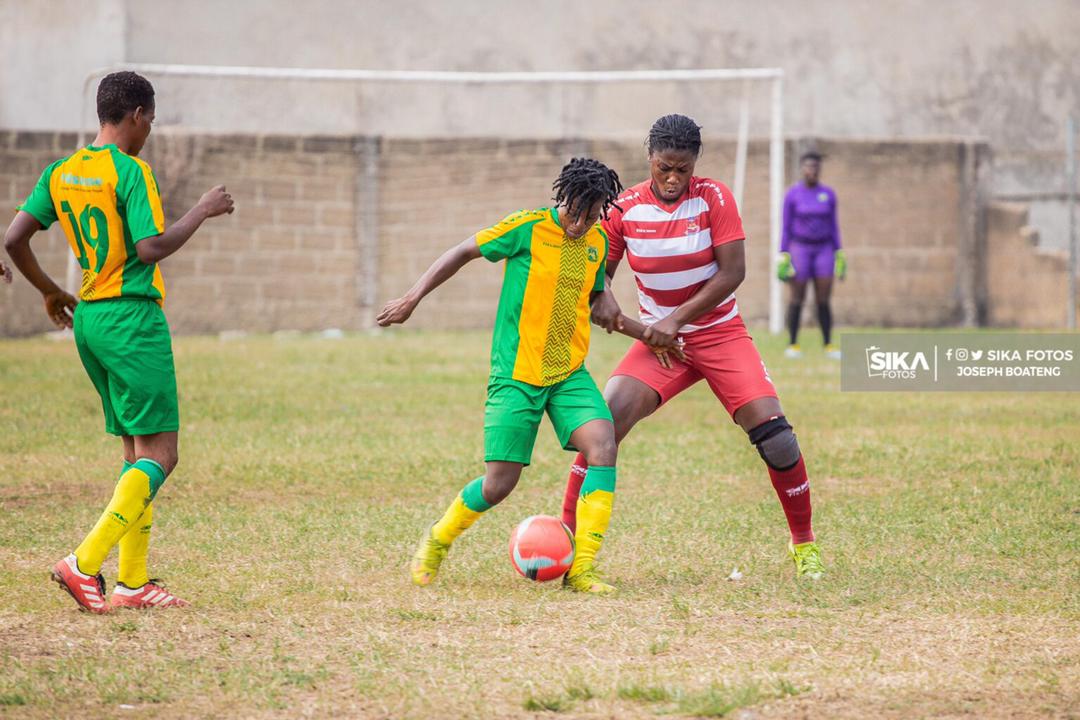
612, 417, 635, 445
483, 469, 520, 506
748, 416, 801, 471
606, 396, 653, 443
581, 433, 617, 467
138, 452, 177, 478
158, 450, 178, 476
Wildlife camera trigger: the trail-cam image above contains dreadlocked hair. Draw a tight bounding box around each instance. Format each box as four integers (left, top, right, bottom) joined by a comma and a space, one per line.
646, 114, 703, 156
551, 157, 624, 221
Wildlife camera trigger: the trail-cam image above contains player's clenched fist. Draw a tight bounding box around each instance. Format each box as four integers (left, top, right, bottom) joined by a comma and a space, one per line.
590, 290, 623, 333
376, 295, 419, 326
198, 185, 234, 218
43, 289, 77, 329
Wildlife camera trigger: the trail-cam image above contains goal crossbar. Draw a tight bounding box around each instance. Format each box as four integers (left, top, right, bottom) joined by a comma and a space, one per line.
76, 64, 786, 333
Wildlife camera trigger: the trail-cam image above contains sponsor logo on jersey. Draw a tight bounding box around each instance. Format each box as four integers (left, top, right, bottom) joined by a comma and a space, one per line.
62, 173, 103, 187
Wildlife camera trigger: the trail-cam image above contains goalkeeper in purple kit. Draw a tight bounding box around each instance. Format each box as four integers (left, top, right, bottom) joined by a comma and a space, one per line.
777, 151, 845, 359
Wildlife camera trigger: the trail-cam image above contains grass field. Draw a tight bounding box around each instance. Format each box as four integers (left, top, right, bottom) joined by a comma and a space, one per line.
0, 328, 1077, 719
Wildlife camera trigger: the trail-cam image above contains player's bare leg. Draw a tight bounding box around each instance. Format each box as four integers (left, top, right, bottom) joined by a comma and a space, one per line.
133, 431, 179, 476
606, 376, 662, 445
121, 435, 136, 465
480, 461, 525, 506
735, 397, 823, 579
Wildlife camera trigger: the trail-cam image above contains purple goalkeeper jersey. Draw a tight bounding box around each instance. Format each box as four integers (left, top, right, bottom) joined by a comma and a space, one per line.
781, 182, 841, 251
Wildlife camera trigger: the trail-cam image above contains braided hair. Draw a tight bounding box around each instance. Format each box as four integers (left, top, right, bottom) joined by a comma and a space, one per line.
646, 114, 703, 157
551, 157, 624, 221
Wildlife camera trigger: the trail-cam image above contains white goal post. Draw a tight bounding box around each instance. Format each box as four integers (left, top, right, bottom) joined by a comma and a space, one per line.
76, 65, 786, 333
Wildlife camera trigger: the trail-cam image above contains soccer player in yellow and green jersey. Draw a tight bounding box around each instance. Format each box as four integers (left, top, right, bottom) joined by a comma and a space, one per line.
378, 158, 648, 593
3, 71, 234, 613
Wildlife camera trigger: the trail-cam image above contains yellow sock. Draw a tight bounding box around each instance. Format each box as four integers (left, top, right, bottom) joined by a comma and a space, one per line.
117, 502, 152, 588
431, 477, 490, 545
74, 459, 166, 576
569, 466, 616, 576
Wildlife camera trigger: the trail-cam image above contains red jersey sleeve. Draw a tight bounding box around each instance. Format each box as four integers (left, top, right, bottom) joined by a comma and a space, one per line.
601, 207, 626, 264
702, 180, 745, 246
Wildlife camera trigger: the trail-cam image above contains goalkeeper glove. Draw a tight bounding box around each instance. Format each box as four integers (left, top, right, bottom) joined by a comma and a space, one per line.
776, 252, 796, 282
834, 250, 847, 280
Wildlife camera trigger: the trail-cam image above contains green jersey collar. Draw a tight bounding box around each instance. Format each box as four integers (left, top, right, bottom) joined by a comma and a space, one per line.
549, 207, 562, 229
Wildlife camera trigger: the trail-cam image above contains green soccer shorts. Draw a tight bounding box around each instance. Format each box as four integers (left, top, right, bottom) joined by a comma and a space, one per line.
483, 364, 613, 465
73, 298, 179, 437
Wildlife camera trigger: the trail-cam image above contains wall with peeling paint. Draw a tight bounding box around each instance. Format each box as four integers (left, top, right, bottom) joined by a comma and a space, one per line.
2, 0, 1078, 246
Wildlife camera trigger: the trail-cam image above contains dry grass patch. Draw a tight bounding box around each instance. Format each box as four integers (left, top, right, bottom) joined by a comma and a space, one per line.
0, 330, 1076, 718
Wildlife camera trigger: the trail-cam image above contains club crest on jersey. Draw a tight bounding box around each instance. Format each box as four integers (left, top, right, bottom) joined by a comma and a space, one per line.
818, 192, 829, 202
687, 219, 700, 233
587, 246, 599, 262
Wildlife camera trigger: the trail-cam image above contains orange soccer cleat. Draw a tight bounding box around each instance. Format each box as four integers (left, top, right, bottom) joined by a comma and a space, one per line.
50, 554, 110, 614
110, 580, 190, 609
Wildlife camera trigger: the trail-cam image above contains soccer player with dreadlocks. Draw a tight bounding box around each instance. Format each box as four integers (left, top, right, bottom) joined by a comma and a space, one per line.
378, 157, 670, 593
560, 115, 825, 580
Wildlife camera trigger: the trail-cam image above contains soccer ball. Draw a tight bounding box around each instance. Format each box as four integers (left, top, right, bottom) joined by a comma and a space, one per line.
508, 515, 575, 582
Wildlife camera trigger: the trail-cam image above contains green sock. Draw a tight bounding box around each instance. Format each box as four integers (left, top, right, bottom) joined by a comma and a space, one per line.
432, 476, 490, 545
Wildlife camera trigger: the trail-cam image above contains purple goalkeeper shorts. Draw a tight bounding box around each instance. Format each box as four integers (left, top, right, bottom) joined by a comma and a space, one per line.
789, 240, 835, 281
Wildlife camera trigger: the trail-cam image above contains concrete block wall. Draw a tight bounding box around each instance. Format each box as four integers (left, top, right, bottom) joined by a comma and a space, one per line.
985, 202, 1074, 328
2, 131, 1067, 337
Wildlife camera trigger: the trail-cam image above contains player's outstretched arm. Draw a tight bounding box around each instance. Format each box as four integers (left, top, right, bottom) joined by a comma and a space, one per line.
376, 237, 482, 326
3, 211, 77, 328
135, 185, 234, 264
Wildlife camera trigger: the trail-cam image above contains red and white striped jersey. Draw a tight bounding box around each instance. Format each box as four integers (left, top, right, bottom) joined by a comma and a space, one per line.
604, 177, 745, 333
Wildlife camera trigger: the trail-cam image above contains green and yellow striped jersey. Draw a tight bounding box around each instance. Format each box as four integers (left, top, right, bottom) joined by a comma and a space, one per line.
18, 144, 166, 304
476, 207, 607, 387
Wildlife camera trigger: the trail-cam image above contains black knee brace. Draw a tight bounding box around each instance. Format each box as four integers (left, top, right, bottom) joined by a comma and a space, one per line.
748, 416, 801, 471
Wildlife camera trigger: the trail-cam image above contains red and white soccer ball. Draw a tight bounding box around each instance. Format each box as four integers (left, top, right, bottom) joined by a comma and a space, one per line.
508, 515, 575, 582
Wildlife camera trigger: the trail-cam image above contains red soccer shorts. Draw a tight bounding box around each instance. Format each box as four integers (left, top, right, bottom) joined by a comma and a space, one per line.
610, 315, 777, 418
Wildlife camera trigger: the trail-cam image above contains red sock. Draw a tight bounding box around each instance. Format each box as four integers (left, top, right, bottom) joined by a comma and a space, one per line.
767, 455, 815, 544
561, 453, 588, 533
